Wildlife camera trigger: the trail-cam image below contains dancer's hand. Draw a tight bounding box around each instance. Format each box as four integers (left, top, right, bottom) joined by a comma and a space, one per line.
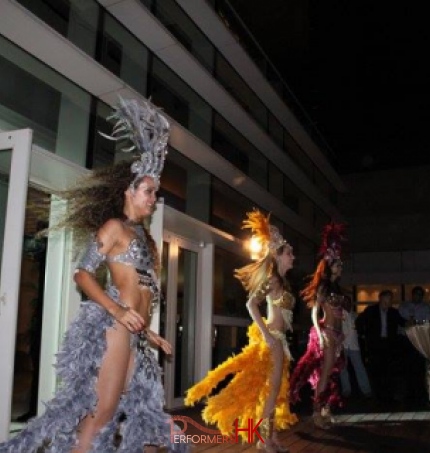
146, 329, 172, 355
264, 333, 276, 348
113, 305, 145, 333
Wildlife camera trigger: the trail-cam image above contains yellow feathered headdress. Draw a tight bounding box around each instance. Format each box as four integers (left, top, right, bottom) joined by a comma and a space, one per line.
235, 209, 288, 295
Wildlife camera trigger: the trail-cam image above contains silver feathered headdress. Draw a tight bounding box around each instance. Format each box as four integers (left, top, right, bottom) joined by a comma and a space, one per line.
100, 97, 170, 188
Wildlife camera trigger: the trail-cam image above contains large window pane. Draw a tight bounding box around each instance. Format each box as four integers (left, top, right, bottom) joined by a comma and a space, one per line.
211, 177, 256, 238
174, 247, 198, 398
159, 147, 211, 223
150, 58, 212, 145
268, 112, 283, 148
314, 166, 331, 197
101, 14, 149, 97
144, 0, 215, 73
212, 113, 267, 189
87, 100, 116, 168
0, 36, 90, 166
283, 130, 314, 180
17, 0, 99, 58
268, 162, 283, 201
299, 193, 314, 224
213, 247, 248, 318
212, 325, 248, 368
159, 241, 169, 340
283, 175, 300, 214
314, 206, 330, 231
215, 53, 267, 129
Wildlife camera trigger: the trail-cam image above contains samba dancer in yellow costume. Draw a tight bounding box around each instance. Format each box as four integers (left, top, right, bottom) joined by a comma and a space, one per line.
185, 210, 298, 453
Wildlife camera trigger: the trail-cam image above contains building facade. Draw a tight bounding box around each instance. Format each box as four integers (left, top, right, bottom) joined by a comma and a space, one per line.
0, 0, 344, 433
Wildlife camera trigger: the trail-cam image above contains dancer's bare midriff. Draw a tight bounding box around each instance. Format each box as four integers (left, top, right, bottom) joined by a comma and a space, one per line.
108, 262, 154, 326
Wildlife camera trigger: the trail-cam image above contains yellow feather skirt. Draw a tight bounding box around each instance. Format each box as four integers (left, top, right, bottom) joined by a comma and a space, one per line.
184, 322, 298, 442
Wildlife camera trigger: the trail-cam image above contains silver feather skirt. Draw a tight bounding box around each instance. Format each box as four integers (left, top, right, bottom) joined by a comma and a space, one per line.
0, 301, 188, 453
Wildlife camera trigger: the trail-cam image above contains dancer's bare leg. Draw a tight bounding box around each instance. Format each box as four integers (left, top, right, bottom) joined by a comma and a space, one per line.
259, 340, 288, 452
263, 340, 283, 419
313, 334, 336, 429
71, 323, 131, 453
316, 338, 336, 397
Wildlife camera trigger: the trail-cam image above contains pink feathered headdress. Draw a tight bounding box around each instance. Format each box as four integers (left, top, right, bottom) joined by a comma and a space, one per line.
319, 222, 346, 264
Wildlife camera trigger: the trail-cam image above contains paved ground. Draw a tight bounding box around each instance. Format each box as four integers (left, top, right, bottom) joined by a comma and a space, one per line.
171, 396, 430, 453
8, 394, 430, 452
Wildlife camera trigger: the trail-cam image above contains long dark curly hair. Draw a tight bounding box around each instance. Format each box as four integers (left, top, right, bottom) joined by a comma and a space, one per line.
38, 159, 159, 270
55, 159, 134, 234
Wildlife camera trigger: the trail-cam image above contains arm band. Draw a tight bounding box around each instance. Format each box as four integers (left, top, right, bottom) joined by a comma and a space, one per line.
76, 236, 107, 274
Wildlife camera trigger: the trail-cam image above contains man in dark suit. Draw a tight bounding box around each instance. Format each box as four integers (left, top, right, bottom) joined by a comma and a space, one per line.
356, 290, 405, 401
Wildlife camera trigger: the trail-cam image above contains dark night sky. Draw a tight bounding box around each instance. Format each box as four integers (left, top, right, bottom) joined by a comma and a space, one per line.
229, 0, 428, 174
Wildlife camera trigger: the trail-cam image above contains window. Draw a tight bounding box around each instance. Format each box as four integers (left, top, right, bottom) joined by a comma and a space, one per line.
102, 15, 149, 97
211, 177, 256, 238
212, 114, 267, 188
150, 58, 212, 145
159, 147, 211, 222
0, 36, 90, 166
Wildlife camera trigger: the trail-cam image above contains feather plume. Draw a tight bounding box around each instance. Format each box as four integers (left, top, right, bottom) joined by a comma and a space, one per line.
319, 222, 346, 263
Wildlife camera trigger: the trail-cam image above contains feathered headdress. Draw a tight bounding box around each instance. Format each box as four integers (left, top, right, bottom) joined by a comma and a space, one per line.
243, 209, 287, 259
235, 209, 289, 294
100, 97, 170, 188
319, 222, 346, 264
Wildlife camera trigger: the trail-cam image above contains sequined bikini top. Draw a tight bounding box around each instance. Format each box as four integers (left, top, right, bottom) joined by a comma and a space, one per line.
106, 224, 155, 271
77, 224, 155, 274
77, 223, 160, 312
324, 292, 351, 318
267, 290, 295, 331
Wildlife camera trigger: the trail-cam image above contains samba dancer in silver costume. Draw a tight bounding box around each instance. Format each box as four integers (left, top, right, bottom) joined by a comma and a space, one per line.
0, 99, 187, 453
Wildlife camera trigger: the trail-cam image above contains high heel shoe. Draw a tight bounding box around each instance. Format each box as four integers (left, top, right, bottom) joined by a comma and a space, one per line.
321, 405, 335, 424
256, 418, 278, 453
256, 438, 278, 453
312, 411, 331, 430
272, 438, 290, 453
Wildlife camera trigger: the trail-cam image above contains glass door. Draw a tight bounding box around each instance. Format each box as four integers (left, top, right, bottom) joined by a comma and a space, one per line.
161, 233, 201, 409
0, 129, 33, 441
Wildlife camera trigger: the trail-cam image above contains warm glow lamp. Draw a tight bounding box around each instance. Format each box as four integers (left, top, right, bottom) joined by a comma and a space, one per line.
249, 235, 263, 260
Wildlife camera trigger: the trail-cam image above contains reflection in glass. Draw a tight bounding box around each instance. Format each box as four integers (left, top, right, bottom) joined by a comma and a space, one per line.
213, 247, 248, 318
174, 247, 197, 398
212, 325, 248, 368
0, 150, 12, 269
13, 188, 49, 422
158, 241, 169, 367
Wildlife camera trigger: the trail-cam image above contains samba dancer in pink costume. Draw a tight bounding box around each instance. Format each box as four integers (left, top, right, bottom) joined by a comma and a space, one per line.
289, 223, 351, 429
